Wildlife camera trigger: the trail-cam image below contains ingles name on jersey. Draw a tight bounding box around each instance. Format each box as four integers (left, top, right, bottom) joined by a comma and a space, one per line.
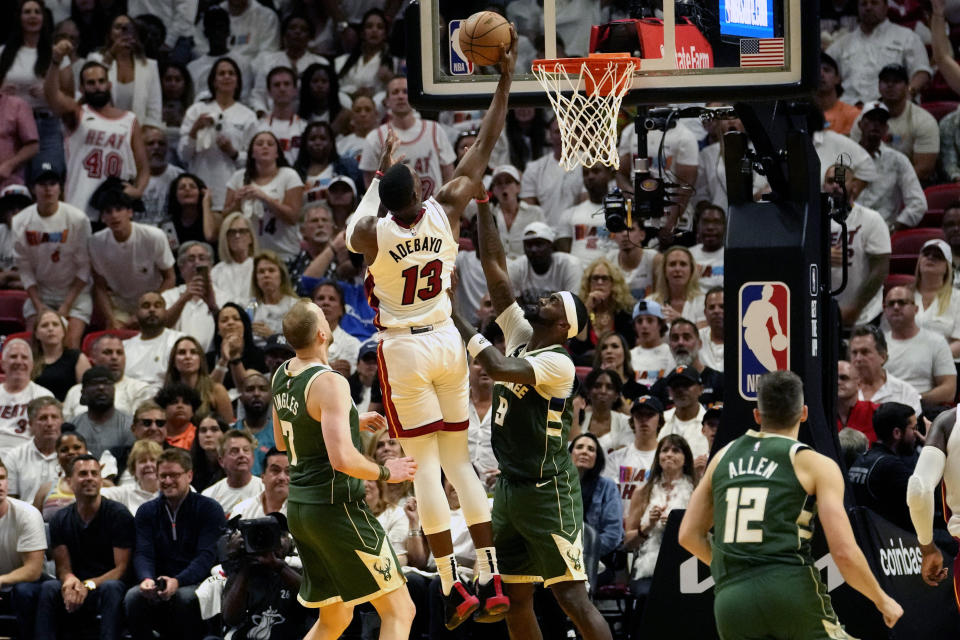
738, 281, 789, 400
388, 236, 444, 262
273, 392, 300, 416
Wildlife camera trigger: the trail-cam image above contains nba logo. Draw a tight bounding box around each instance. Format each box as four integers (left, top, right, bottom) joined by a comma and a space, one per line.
449, 21, 475, 76
738, 282, 790, 400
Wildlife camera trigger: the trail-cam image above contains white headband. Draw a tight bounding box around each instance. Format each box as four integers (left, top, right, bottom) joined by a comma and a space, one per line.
558, 291, 580, 339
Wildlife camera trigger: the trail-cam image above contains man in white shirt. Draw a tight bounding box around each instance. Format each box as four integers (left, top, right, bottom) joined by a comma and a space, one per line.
604, 396, 661, 518
255, 67, 306, 164
854, 102, 927, 229
127, 0, 198, 57
556, 164, 616, 264
659, 366, 709, 458
5, 397, 61, 505
466, 357, 497, 492
520, 117, 584, 228
699, 286, 724, 373
162, 242, 218, 352
850, 325, 923, 416
123, 292, 185, 390
691, 113, 768, 216
826, 0, 931, 104
489, 165, 544, 260
688, 203, 724, 292
629, 300, 674, 385
194, 0, 279, 62
0, 339, 53, 449
826, 165, 891, 327
201, 429, 264, 514
88, 190, 175, 327
139, 125, 182, 227
813, 121, 879, 187
187, 6, 253, 104
882, 285, 956, 405
230, 448, 289, 519
62, 334, 153, 420
506, 222, 582, 302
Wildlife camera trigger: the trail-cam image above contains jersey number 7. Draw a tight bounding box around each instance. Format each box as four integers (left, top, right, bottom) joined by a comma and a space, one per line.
400, 259, 443, 305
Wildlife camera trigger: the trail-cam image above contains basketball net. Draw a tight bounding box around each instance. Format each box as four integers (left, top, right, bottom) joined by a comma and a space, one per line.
532, 56, 637, 171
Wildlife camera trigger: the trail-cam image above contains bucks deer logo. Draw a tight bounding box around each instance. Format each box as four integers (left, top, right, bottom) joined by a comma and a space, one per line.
566, 548, 582, 572
373, 558, 393, 582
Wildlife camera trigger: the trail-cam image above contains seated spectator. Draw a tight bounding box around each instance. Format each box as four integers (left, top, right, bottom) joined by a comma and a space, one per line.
839, 426, 869, 469
569, 432, 624, 560
520, 116, 584, 228
364, 427, 413, 508
256, 67, 307, 165
816, 52, 862, 135
648, 247, 706, 327
0, 338, 54, 449
465, 356, 497, 491
557, 164, 617, 264
165, 335, 234, 421
592, 331, 645, 401
89, 190, 176, 328
699, 287, 724, 372
29, 310, 90, 400
139, 125, 183, 227
186, 7, 251, 105
490, 164, 544, 261
825, 1, 931, 105
162, 242, 218, 351
848, 402, 918, 531
101, 439, 164, 514
312, 280, 360, 375
691, 113, 769, 217
334, 9, 397, 97
626, 434, 695, 596
689, 204, 725, 293
337, 95, 377, 163
607, 217, 655, 300
605, 396, 662, 519
34, 430, 87, 521
190, 412, 228, 492
250, 13, 329, 116
659, 367, 709, 458
287, 202, 352, 287
166, 173, 214, 250
201, 429, 263, 514
851, 65, 940, 183
262, 334, 295, 376
233, 371, 275, 475
294, 120, 363, 204
696, 403, 722, 477
882, 285, 956, 406
0, 184, 32, 288
912, 239, 960, 358
630, 300, 674, 385
0, 457, 47, 639
855, 101, 926, 230
507, 221, 582, 302
350, 340, 383, 414
156, 382, 201, 451
6, 397, 62, 505
574, 368, 632, 452
232, 448, 289, 519
208, 302, 266, 393
13, 167, 91, 347
570, 257, 636, 363
837, 360, 879, 442
850, 325, 923, 415
648, 318, 724, 407
62, 333, 152, 421
211, 212, 258, 306
813, 115, 878, 188
124, 448, 225, 639
250, 251, 299, 345
71, 366, 134, 459
36, 454, 134, 640
826, 164, 890, 327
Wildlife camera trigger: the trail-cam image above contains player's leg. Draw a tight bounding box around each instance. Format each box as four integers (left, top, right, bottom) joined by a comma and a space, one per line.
550, 581, 612, 640
305, 602, 354, 640
368, 584, 416, 640
503, 583, 541, 640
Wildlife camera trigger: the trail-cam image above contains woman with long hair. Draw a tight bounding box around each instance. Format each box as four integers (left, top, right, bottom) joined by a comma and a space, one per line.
165, 173, 214, 248
364, 426, 414, 507
298, 62, 347, 126
648, 246, 706, 327
333, 9, 397, 96
85, 14, 162, 126
190, 412, 229, 492
592, 331, 647, 401
626, 434, 696, 595
207, 302, 266, 392
250, 13, 329, 116
248, 250, 299, 343
178, 57, 258, 212
293, 120, 363, 203
912, 240, 960, 358
210, 212, 258, 306
574, 368, 632, 452
571, 257, 636, 362
164, 335, 234, 422
29, 309, 90, 400
569, 432, 624, 560
100, 439, 163, 514
336, 94, 378, 162
223, 130, 304, 262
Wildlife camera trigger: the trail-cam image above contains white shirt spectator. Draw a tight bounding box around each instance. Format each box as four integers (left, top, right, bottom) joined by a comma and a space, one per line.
334, 52, 397, 97
127, 0, 199, 49
913, 289, 960, 360
493, 202, 545, 261
691, 140, 769, 215
161, 286, 216, 353
249, 51, 329, 115
328, 325, 360, 374
659, 404, 708, 458
202, 475, 265, 514
603, 444, 656, 516
88, 222, 176, 314
855, 144, 927, 228
359, 120, 456, 201
211, 258, 253, 307
884, 328, 955, 394
231, 492, 287, 519
193, 1, 280, 62
0, 382, 53, 449
826, 19, 932, 104
252, 297, 298, 341
607, 248, 658, 299
0, 498, 46, 575
814, 129, 879, 184
561, 199, 615, 265
454, 251, 487, 327
858, 371, 922, 416
100, 483, 157, 516
583, 409, 633, 453
226, 167, 304, 262
256, 115, 307, 165
850, 102, 940, 160
689, 244, 724, 293
61, 375, 153, 421
645, 294, 707, 327
630, 344, 674, 385
123, 328, 185, 389
0, 46, 70, 111
4, 440, 58, 505
519, 156, 583, 229
830, 203, 891, 325
187, 52, 254, 105
467, 402, 497, 482
698, 326, 724, 373
140, 164, 183, 227
86, 53, 163, 127
508, 252, 583, 299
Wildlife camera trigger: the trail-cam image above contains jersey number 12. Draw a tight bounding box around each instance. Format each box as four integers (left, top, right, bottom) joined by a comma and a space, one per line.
723, 486, 768, 543
400, 259, 443, 305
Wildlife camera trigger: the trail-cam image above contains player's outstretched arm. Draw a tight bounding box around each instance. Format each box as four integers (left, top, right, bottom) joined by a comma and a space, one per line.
451, 309, 538, 386
45, 40, 80, 120
678, 453, 721, 565
346, 130, 399, 261
908, 408, 952, 586
309, 372, 417, 482
475, 187, 516, 315
797, 450, 903, 628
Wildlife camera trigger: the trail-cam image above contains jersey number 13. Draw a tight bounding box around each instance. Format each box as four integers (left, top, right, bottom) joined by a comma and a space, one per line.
400, 259, 443, 305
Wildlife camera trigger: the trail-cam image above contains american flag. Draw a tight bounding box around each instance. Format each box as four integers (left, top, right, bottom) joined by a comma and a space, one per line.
739, 38, 785, 67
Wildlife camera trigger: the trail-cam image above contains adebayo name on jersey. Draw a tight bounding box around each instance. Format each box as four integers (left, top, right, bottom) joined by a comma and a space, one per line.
388, 236, 444, 263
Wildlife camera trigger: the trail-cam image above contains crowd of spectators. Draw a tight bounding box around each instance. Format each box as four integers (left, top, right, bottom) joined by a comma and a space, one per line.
0, 0, 958, 637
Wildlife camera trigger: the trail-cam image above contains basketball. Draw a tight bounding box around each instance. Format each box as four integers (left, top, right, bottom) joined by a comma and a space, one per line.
459, 11, 511, 67
771, 334, 788, 351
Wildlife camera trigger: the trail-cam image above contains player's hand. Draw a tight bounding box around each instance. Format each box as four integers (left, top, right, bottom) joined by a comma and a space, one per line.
378, 128, 400, 173
385, 456, 417, 483
498, 25, 519, 77
52, 40, 73, 65
920, 543, 948, 586
359, 411, 387, 432
877, 594, 903, 628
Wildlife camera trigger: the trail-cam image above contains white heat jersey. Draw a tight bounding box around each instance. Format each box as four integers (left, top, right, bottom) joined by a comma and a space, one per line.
366, 197, 458, 329
65, 105, 137, 221
945, 411, 960, 538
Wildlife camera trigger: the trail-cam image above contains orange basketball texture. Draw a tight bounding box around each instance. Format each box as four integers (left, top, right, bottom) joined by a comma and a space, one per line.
458, 11, 511, 66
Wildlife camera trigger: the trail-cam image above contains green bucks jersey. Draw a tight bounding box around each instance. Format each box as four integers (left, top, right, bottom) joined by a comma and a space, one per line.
711, 430, 818, 587
271, 362, 364, 505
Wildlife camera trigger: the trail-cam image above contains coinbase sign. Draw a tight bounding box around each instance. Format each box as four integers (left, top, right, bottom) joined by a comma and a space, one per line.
719, 0, 775, 38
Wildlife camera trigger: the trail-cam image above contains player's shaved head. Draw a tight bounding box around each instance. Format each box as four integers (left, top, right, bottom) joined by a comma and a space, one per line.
282, 299, 330, 350
756, 370, 804, 429
379, 164, 416, 211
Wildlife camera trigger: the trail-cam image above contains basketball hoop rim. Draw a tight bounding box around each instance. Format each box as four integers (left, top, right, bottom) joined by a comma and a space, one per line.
531, 53, 642, 78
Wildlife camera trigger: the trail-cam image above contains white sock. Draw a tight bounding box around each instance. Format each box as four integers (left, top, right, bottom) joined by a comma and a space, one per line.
437, 553, 459, 595
477, 546, 499, 584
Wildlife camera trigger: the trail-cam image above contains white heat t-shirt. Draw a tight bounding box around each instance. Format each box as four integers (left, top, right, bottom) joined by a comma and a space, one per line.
226, 167, 304, 262
0, 498, 46, 575
561, 199, 615, 265
0, 382, 54, 449
830, 203, 891, 325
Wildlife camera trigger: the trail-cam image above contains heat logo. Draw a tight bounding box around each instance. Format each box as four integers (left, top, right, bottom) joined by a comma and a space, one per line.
738, 282, 789, 400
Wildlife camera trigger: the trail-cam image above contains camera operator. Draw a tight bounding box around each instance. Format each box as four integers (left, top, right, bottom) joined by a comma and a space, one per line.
218, 514, 305, 639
